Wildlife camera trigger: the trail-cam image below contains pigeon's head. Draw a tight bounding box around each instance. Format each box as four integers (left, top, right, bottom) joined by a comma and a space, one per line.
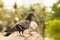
26, 12, 34, 21
28, 12, 34, 17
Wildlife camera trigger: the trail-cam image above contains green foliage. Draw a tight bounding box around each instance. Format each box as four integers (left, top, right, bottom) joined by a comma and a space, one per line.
13, 2, 18, 9
45, 19, 60, 40
52, 0, 60, 19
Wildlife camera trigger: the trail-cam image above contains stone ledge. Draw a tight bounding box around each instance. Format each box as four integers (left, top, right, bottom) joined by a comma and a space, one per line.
0, 32, 41, 40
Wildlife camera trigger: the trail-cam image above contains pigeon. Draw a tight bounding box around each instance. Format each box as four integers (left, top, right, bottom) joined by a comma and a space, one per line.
4, 12, 34, 37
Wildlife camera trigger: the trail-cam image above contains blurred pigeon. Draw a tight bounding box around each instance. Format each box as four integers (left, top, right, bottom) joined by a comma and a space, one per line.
4, 12, 34, 37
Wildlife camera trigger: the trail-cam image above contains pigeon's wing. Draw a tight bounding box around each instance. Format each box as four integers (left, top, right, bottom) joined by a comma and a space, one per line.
17, 20, 31, 29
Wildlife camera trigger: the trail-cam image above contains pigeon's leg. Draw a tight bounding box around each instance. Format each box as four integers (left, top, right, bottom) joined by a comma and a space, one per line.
18, 31, 25, 37
28, 27, 33, 36
29, 31, 32, 36
21, 31, 25, 37
19, 31, 22, 36
17, 31, 22, 36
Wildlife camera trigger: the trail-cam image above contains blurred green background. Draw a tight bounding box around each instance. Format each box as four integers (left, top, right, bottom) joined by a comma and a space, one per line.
0, 0, 60, 40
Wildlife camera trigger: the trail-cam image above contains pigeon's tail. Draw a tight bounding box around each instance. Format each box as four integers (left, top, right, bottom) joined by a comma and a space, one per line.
4, 27, 17, 36
4, 32, 12, 36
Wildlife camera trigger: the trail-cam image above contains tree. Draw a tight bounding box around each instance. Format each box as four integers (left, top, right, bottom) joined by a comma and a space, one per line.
45, 19, 60, 40
52, 0, 60, 19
